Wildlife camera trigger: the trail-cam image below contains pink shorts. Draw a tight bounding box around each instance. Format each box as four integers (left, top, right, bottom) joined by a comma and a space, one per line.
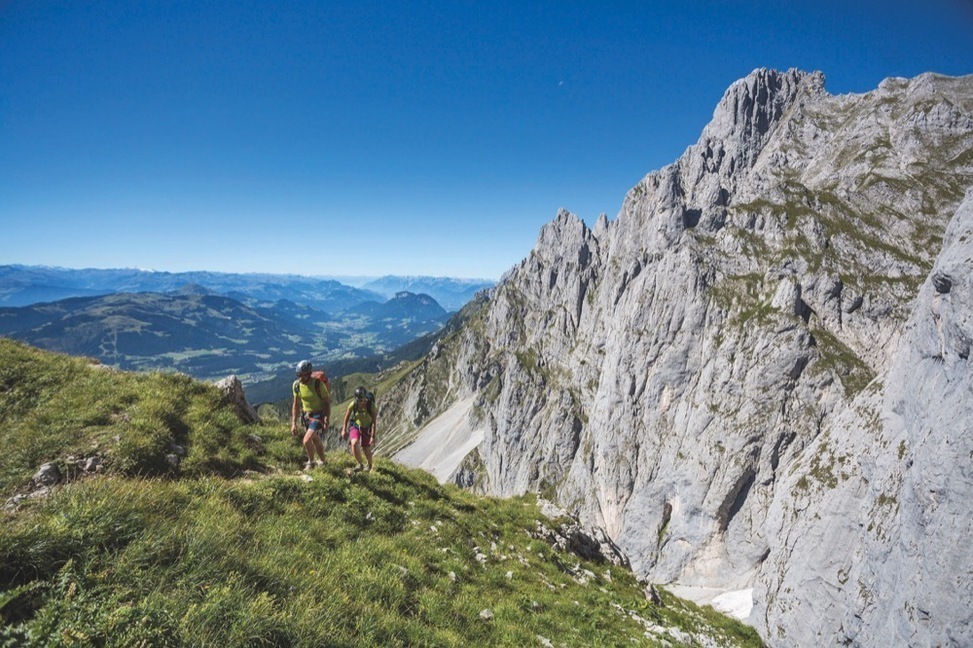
348, 425, 373, 448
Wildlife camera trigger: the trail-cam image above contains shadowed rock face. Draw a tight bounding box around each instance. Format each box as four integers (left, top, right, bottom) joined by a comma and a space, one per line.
382, 68, 973, 646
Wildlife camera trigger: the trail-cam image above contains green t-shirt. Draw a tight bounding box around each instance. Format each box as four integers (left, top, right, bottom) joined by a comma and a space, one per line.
293, 378, 329, 413
347, 400, 376, 429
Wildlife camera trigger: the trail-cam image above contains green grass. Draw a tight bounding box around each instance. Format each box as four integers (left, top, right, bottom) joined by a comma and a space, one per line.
0, 337, 763, 646
0, 469, 763, 646
808, 328, 877, 398
0, 338, 289, 495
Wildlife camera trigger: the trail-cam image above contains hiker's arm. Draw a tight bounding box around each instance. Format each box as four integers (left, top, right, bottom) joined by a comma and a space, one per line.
290, 395, 301, 436
342, 409, 351, 438
314, 381, 331, 428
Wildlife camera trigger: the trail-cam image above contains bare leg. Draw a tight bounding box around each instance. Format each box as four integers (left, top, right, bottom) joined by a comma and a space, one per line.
311, 433, 327, 462
350, 439, 364, 469
303, 430, 318, 462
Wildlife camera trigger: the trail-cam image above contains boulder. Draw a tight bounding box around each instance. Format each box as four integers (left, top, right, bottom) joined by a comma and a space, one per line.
215, 375, 259, 424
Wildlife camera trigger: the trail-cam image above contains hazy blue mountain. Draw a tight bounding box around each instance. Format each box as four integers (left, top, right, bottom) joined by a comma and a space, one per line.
350, 291, 447, 320
0, 265, 384, 312
0, 288, 449, 384
243, 293, 485, 407
359, 275, 494, 310
340, 291, 450, 349
0, 265, 493, 312
0, 291, 326, 380
330, 291, 450, 354
0, 265, 111, 305
0, 266, 472, 393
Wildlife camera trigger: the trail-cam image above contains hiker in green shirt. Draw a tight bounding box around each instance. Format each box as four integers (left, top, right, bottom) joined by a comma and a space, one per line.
342, 386, 377, 472
291, 360, 331, 470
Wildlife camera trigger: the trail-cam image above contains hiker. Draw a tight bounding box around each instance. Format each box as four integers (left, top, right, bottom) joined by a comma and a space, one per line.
342, 386, 377, 472
291, 360, 331, 470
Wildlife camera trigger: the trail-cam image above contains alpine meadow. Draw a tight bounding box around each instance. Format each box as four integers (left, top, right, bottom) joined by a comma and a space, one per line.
0, 337, 760, 646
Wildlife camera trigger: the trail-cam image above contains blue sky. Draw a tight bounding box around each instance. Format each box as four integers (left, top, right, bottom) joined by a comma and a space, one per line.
2, 1, 971, 280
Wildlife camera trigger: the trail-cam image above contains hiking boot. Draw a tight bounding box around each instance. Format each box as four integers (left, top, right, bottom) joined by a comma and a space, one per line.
315, 460, 325, 468
303, 461, 314, 471
352, 465, 364, 473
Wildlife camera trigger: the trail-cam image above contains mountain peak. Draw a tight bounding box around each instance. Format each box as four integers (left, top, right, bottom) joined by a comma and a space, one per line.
707, 67, 825, 137
695, 68, 826, 180
169, 283, 218, 296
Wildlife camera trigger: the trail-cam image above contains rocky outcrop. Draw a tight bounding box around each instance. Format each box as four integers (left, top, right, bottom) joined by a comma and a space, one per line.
4, 455, 107, 510
534, 498, 631, 568
215, 375, 260, 424
385, 69, 973, 646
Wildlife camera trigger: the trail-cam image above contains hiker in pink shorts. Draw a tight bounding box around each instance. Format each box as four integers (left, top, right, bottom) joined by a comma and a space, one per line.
342, 386, 377, 472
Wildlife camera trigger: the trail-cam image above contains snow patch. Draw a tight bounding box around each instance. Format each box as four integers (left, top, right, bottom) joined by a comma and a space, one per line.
393, 396, 483, 482
667, 585, 754, 621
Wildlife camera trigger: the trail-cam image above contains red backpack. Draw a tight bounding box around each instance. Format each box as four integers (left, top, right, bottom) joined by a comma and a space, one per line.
311, 370, 330, 393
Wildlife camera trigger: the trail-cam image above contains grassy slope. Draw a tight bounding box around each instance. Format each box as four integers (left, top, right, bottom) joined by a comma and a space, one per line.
0, 338, 762, 647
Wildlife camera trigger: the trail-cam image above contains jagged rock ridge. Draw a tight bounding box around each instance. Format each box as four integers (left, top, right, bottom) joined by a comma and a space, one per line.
385, 68, 973, 646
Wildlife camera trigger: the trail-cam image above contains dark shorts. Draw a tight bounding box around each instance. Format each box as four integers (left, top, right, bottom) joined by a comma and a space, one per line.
349, 425, 373, 448
302, 412, 326, 434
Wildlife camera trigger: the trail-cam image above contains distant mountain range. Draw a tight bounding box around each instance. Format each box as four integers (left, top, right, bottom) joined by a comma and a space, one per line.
0, 265, 493, 312
358, 276, 493, 311
0, 290, 320, 379
0, 265, 490, 387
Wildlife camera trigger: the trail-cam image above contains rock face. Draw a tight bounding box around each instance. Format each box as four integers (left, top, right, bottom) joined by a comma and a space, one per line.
754, 190, 973, 647
384, 69, 973, 646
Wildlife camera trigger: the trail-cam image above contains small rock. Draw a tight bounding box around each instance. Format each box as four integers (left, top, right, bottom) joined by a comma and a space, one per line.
479, 608, 493, 621
32, 463, 61, 487
4, 494, 27, 510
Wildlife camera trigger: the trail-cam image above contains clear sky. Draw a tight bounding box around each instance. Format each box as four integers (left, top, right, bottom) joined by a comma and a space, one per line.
2, 1, 971, 280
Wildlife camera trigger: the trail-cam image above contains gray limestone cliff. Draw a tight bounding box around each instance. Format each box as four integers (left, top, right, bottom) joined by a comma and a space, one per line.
385, 68, 973, 646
